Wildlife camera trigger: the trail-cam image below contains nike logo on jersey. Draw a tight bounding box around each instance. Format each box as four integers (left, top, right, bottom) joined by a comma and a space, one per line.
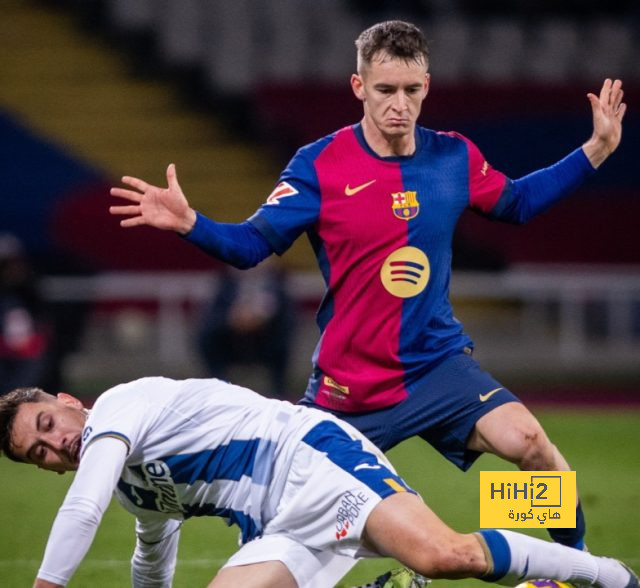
354, 463, 382, 472
344, 179, 376, 196
479, 387, 503, 402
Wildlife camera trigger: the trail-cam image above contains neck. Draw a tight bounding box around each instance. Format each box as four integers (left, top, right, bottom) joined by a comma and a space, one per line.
361, 117, 416, 157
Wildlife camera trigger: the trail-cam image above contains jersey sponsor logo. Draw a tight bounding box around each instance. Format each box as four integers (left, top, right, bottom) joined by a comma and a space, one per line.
380, 246, 430, 298
335, 490, 369, 540
479, 387, 503, 402
265, 181, 298, 205
481, 160, 489, 176
142, 460, 182, 514
391, 190, 420, 220
344, 179, 376, 196
323, 375, 350, 396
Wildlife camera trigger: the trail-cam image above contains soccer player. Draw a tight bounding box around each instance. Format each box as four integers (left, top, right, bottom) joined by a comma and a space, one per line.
109, 21, 627, 552
0, 380, 638, 587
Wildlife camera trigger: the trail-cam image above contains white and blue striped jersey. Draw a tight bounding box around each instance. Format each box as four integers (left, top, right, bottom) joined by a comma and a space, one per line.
83, 377, 330, 541
38, 377, 377, 586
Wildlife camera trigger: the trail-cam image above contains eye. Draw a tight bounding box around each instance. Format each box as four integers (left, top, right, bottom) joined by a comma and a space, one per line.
43, 415, 53, 431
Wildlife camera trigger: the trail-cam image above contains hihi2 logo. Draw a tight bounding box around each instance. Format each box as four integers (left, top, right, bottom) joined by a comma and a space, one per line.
479, 471, 576, 528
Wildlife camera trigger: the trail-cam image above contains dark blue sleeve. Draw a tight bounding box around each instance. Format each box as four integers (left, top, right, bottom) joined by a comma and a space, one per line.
489, 148, 596, 224
183, 212, 274, 269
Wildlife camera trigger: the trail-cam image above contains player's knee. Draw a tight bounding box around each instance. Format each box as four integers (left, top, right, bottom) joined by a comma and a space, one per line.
509, 424, 555, 470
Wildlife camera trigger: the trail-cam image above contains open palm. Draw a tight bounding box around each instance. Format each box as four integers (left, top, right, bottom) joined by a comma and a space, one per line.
109, 164, 196, 235
587, 78, 626, 155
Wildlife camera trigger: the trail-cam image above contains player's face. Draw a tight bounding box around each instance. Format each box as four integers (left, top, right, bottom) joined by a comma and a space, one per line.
10, 394, 86, 473
351, 52, 429, 142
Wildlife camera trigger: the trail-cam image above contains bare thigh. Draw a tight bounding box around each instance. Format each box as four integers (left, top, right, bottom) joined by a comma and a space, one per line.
208, 561, 297, 588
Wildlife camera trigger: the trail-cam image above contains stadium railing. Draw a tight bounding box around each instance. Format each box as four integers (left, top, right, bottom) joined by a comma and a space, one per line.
39, 266, 640, 384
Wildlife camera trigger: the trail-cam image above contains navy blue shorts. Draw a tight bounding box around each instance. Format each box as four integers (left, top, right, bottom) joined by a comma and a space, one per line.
300, 353, 520, 471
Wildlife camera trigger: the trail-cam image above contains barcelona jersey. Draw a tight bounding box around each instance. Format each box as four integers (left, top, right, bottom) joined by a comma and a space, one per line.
248, 123, 513, 413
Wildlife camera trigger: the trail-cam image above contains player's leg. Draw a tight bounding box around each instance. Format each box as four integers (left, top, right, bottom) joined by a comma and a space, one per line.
467, 402, 586, 549
467, 401, 566, 471
208, 561, 296, 588
216, 533, 358, 588
362, 492, 485, 578
362, 492, 638, 587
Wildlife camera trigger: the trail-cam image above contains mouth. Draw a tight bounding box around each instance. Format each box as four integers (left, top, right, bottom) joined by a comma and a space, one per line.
70, 436, 81, 464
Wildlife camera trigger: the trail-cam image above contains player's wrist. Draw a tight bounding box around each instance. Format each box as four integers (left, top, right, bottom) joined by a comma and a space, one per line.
177, 209, 197, 236
581, 136, 614, 169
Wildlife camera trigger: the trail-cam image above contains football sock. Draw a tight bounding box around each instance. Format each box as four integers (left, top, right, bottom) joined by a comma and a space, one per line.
476, 529, 631, 587
548, 501, 586, 549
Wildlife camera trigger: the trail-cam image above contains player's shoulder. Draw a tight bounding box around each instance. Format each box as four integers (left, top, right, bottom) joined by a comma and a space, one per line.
420, 126, 467, 144
418, 127, 478, 155
92, 377, 173, 411
295, 126, 353, 160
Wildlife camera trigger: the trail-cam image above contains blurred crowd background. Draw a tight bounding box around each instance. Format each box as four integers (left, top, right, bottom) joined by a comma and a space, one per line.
0, 0, 638, 401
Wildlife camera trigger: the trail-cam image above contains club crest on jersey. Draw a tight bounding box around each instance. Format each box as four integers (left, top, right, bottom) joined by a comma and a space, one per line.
391, 191, 419, 220
266, 181, 298, 205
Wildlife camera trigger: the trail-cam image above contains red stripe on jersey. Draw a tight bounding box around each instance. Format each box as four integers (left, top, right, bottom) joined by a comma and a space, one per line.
312, 127, 409, 411
266, 181, 298, 204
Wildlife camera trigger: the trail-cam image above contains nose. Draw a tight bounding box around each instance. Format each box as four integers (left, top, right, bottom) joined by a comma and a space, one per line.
44, 431, 67, 452
392, 91, 407, 112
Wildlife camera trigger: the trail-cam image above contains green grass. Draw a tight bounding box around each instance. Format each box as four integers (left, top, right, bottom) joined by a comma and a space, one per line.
0, 409, 638, 587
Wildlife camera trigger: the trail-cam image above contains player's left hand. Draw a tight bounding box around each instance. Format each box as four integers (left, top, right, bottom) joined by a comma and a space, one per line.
583, 78, 626, 168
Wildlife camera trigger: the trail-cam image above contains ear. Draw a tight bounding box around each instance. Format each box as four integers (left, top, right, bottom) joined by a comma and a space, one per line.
56, 393, 84, 410
351, 73, 365, 101
422, 73, 431, 100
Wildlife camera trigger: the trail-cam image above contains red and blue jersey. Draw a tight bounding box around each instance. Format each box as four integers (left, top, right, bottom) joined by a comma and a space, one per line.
249, 124, 511, 412
187, 122, 594, 413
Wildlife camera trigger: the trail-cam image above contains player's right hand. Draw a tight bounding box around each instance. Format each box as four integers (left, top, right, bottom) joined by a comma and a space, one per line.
109, 164, 197, 235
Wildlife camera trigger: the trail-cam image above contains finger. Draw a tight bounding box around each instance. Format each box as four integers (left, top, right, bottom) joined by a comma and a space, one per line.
586, 93, 600, 113
617, 102, 627, 121
121, 175, 150, 192
120, 216, 148, 228
110, 187, 143, 202
109, 205, 140, 216
598, 78, 612, 105
611, 85, 624, 112
166, 163, 178, 189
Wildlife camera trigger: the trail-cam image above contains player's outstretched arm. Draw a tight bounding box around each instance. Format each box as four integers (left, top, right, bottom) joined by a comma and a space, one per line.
110, 164, 197, 235
582, 78, 626, 168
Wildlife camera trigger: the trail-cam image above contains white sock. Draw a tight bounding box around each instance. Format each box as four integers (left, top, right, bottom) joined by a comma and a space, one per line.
595, 557, 635, 588
478, 529, 622, 586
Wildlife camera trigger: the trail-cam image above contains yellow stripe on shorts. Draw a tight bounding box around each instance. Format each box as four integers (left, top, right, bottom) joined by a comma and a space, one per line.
384, 478, 407, 493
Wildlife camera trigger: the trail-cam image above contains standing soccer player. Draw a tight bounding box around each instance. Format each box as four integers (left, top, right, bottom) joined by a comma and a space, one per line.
1, 380, 638, 587
110, 20, 626, 552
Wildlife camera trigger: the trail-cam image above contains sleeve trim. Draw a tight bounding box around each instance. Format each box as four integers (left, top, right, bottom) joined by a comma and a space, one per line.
84, 432, 131, 455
